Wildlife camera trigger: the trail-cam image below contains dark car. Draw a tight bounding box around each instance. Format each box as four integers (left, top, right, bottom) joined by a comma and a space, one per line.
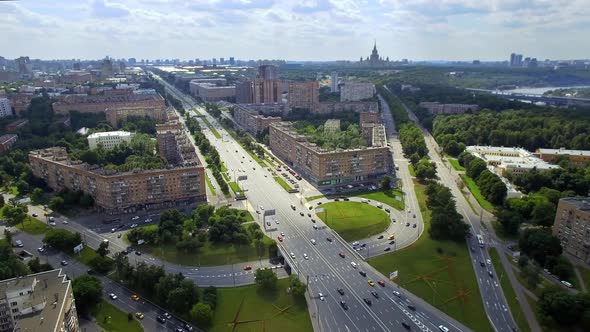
385, 208, 390, 213
389, 240, 395, 245
402, 321, 411, 329
480, 261, 485, 267
408, 304, 416, 311
340, 300, 348, 310
311, 219, 316, 223
308, 213, 311, 217
363, 298, 372, 306
361, 243, 367, 247
337, 288, 345, 295
326, 237, 333, 242
156, 316, 166, 324
300, 212, 304, 216
406, 222, 410, 227
164, 312, 172, 320
384, 247, 391, 252
135, 251, 142, 256
359, 271, 367, 277
377, 235, 384, 239
343, 197, 350, 201
371, 291, 379, 298
413, 224, 417, 228
317, 202, 322, 205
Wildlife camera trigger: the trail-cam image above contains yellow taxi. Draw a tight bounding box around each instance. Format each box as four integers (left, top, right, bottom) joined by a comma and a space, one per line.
131, 294, 140, 301
135, 312, 144, 319
368, 280, 375, 287
388, 234, 395, 240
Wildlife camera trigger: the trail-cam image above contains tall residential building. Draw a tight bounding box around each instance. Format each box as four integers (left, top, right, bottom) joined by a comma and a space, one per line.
235, 81, 254, 104
552, 197, 590, 264
253, 78, 281, 104
235, 65, 281, 104
340, 82, 376, 101
0, 98, 12, 118
331, 72, 339, 92
0, 269, 80, 332
258, 65, 279, 80
229, 57, 235, 65
287, 81, 319, 111
87, 131, 134, 150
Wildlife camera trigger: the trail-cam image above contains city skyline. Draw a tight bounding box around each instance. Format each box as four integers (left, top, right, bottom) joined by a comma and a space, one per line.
2, 0, 589, 61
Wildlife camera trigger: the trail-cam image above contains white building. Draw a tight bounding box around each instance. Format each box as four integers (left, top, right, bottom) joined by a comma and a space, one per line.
340, 82, 375, 102
331, 72, 339, 92
0, 98, 12, 118
87, 130, 134, 150
466, 146, 560, 176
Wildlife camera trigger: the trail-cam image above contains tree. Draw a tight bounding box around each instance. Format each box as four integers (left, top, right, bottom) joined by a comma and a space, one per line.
97, 241, 109, 257
72, 275, 103, 316
289, 275, 306, 298
190, 303, 213, 327
202, 286, 217, 309
49, 196, 65, 211
89, 256, 114, 274
255, 268, 278, 290
519, 229, 562, 266
415, 158, 437, 180
0, 240, 29, 279
466, 157, 487, 179
15, 179, 29, 195
192, 204, 215, 226
380, 176, 392, 191
28, 257, 53, 273
521, 264, 541, 290
0, 195, 4, 209
538, 288, 586, 326
531, 201, 556, 227
31, 187, 44, 203
43, 229, 82, 252
3, 229, 12, 246
3, 203, 27, 226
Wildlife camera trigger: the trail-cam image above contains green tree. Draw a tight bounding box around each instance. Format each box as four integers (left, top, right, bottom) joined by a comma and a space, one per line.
380, 176, 392, 191
72, 275, 103, 315
466, 157, 487, 179
3, 229, 12, 246
415, 158, 437, 180
15, 179, 29, 195
97, 241, 109, 257
190, 303, 213, 327
531, 201, 556, 227
31, 187, 44, 203
28, 257, 53, 273
255, 268, 278, 290
49, 196, 65, 211
289, 275, 306, 298
0, 195, 4, 208
3, 203, 27, 226
519, 229, 562, 266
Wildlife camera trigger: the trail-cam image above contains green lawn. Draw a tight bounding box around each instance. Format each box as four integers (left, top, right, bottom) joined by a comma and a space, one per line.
15, 216, 50, 235
203, 117, 222, 139
205, 176, 217, 196
317, 201, 390, 241
368, 181, 494, 332
489, 248, 530, 332
229, 181, 243, 194
305, 195, 325, 202
579, 266, 590, 292
356, 189, 405, 211
459, 174, 495, 213
235, 210, 254, 222
408, 164, 416, 177
210, 278, 312, 332
448, 158, 465, 171
273, 177, 293, 192
91, 300, 144, 332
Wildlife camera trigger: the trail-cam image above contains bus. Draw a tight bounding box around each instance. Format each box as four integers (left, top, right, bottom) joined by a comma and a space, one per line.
476, 234, 485, 248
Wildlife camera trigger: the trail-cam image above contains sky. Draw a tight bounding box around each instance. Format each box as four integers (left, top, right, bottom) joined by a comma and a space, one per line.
1, 0, 589, 61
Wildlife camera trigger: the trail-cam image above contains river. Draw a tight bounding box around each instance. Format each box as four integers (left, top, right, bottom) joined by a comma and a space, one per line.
503, 85, 590, 95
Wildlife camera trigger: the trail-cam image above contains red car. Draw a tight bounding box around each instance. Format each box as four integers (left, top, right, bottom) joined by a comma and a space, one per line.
277, 236, 283, 242
339, 252, 345, 258
243, 265, 252, 271
378, 280, 386, 287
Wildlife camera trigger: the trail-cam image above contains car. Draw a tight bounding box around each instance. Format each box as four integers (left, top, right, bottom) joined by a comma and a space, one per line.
280, 232, 285, 236
363, 298, 372, 306
385, 208, 390, 213
157, 316, 166, 324
256, 210, 261, 214
507, 245, 515, 251
37, 247, 44, 252
117, 233, 122, 238
392, 290, 402, 297
344, 197, 350, 201
378, 280, 385, 287
340, 300, 348, 310
111, 228, 116, 233
312, 224, 318, 230
488, 271, 493, 277
308, 206, 313, 210
121, 249, 129, 255
109, 293, 117, 300
131, 294, 140, 301
388, 234, 395, 240
163, 312, 172, 320
384, 247, 391, 252
405, 222, 410, 227
311, 239, 316, 245
377, 235, 384, 239
371, 291, 379, 298
326, 237, 332, 242
60, 260, 68, 266
361, 243, 366, 247
337, 288, 345, 295
243, 265, 252, 271
368, 280, 375, 287
266, 221, 271, 226
339, 252, 345, 258
402, 321, 411, 329
290, 204, 296, 210
480, 261, 485, 267
135, 312, 144, 320
145, 218, 152, 223
389, 240, 395, 245
470, 246, 475, 252
307, 213, 311, 217
486, 259, 492, 265
300, 212, 304, 216
277, 236, 283, 242
318, 292, 325, 301
290, 252, 296, 259
438, 325, 450, 332
413, 223, 417, 228
376, 203, 383, 209
260, 206, 264, 210
317, 202, 322, 205
359, 271, 367, 277
62, 220, 69, 224
408, 304, 416, 311
130, 223, 138, 228
352, 241, 360, 246
413, 214, 416, 218
334, 198, 340, 201
49, 222, 56, 226
32, 213, 38, 217
135, 251, 142, 256
311, 218, 316, 223
184, 323, 194, 331
132, 216, 140, 220
303, 254, 309, 260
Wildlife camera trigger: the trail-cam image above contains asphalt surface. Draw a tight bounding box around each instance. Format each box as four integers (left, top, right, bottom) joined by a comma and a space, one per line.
154, 75, 472, 332
386, 85, 519, 332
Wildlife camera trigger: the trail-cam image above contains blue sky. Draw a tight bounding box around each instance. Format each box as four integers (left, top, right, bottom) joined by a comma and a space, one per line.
1, 0, 589, 61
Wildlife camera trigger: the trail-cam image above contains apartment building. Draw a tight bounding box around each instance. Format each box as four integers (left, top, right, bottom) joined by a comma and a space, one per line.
0, 98, 11, 118
360, 111, 381, 125
340, 82, 376, 101
0, 134, 18, 153
315, 101, 378, 115
190, 82, 236, 102
6, 94, 34, 115
269, 122, 392, 188
5, 119, 29, 132
52, 92, 166, 115
0, 269, 79, 332
287, 81, 319, 111
233, 104, 281, 135
552, 197, 590, 264
87, 131, 134, 150
419, 102, 479, 115
536, 148, 590, 167
105, 106, 168, 127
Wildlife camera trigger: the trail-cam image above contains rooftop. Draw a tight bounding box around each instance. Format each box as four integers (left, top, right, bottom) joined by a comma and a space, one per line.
537, 148, 590, 157
561, 197, 590, 211
88, 130, 134, 139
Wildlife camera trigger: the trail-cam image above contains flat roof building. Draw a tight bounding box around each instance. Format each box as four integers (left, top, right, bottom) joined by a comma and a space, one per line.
190, 82, 235, 102
340, 82, 376, 102
552, 197, 590, 264
233, 105, 282, 136
0, 269, 79, 332
466, 146, 559, 176
52, 93, 165, 115
0, 134, 18, 153
536, 148, 590, 167
87, 131, 134, 150
105, 105, 168, 127
419, 102, 479, 115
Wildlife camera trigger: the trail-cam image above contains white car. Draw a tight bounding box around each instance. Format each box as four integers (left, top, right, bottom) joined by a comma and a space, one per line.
392, 290, 401, 297
280, 232, 285, 236
486, 259, 491, 265
311, 239, 316, 245
319, 292, 325, 301
290, 252, 296, 259
303, 254, 309, 260
260, 206, 264, 210
109, 293, 118, 300
49, 222, 56, 226
130, 223, 138, 228
275, 220, 279, 224
131, 216, 140, 220
62, 220, 68, 224
37, 247, 44, 252
438, 325, 449, 332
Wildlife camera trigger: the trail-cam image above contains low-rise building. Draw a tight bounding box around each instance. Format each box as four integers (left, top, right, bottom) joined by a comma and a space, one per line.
233, 104, 282, 135
315, 101, 378, 115
340, 82, 376, 102
466, 146, 559, 176
0, 269, 79, 332
87, 131, 135, 150
0, 134, 18, 153
52, 92, 166, 115
419, 102, 479, 115
5, 119, 29, 132
190, 82, 235, 102
6, 94, 34, 115
269, 122, 392, 188
105, 105, 168, 127
536, 148, 590, 167
552, 197, 590, 264
0, 97, 12, 118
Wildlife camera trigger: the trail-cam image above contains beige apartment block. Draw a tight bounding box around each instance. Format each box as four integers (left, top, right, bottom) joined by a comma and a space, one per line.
552, 197, 590, 265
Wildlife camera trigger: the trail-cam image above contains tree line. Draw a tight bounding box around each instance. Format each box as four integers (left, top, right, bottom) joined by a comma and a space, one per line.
425, 182, 470, 241
458, 152, 507, 205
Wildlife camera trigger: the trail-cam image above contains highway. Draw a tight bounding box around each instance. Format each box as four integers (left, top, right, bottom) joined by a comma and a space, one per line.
385, 86, 519, 332
153, 74, 472, 332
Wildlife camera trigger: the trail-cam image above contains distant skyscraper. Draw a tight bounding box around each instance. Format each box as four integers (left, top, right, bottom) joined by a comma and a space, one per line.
73, 62, 81, 70
101, 58, 113, 77
220, 57, 225, 64
510, 53, 516, 66
128, 58, 136, 65
509, 53, 524, 67
229, 57, 235, 65
358, 40, 390, 68
331, 72, 339, 92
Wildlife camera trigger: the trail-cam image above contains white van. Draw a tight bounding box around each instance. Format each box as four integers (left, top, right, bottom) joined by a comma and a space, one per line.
376, 203, 383, 209
350, 262, 358, 269
361, 199, 369, 203
561, 280, 573, 288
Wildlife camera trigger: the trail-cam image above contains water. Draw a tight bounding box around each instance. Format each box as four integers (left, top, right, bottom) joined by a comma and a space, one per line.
503, 85, 590, 95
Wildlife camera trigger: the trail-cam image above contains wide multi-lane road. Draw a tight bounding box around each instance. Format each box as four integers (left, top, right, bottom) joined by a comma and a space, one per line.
385, 86, 519, 332
154, 74, 472, 332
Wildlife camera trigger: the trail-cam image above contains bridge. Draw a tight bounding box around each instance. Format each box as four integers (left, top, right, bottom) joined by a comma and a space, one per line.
466, 88, 590, 107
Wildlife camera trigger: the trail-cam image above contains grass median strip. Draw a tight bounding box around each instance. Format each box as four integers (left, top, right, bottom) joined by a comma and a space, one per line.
274, 176, 293, 192
91, 300, 144, 332
228, 181, 243, 194
459, 174, 495, 212
448, 158, 465, 171
202, 117, 221, 139
489, 248, 530, 332
205, 176, 217, 196
15, 216, 50, 235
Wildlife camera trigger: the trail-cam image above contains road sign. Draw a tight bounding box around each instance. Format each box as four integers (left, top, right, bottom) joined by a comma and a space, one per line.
73, 243, 84, 254
264, 209, 276, 216
237, 175, 248, 181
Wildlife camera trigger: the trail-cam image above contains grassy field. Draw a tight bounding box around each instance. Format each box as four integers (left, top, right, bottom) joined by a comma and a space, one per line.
317, 201, 390, 241
91, 300, 144, 332
202, 117, 222, 139
14, 216, 50, 235
235, 209, 255, 222
210, 278, 312, 332
274, 177, 293, 192
356, 189, 405, 211
489, 248, 530, 332
229, 181, 243, 194
305, 195, 324, 202
459, 174, 495, 213
448, 158, 465, 171
408, 164, 416, 177
368, 181, 494, 332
